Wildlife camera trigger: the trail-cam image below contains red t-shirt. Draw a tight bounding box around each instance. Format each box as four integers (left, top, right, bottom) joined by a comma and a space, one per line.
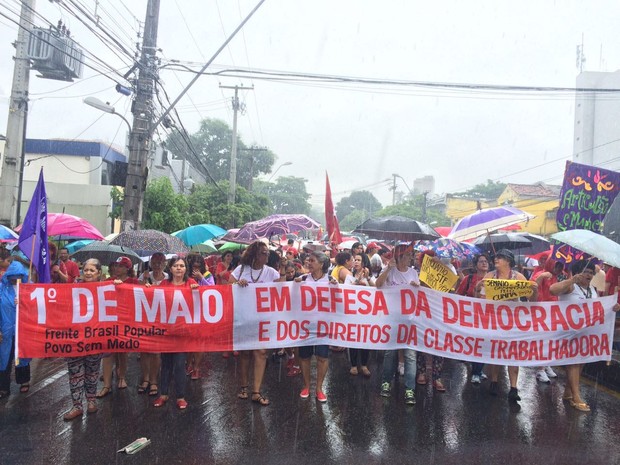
215, 262, 231, 284
606, 267, 620, 303
456, 273, 484, 297
62, 259, 80, 283
106, 276, 141, 285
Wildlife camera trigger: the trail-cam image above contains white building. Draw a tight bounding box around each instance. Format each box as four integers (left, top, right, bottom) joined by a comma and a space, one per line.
413, 175, 435, 195
573, 71, 620, 172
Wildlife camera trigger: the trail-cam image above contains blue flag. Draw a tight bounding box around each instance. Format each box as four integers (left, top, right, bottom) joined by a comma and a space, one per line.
17, 169, 51, 283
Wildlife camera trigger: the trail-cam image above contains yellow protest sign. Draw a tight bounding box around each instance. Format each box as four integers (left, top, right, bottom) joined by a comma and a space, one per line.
419, 254, 458, 292
484, 279, 534, 301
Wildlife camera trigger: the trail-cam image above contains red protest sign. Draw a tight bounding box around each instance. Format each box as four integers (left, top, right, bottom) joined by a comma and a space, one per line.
18, 282, 234, 358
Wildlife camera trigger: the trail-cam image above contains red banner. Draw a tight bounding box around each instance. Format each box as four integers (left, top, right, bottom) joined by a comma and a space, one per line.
18, 282, 233, 358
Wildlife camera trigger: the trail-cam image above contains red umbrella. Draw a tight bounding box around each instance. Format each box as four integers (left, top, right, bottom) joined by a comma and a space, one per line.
16, 213, 104, 240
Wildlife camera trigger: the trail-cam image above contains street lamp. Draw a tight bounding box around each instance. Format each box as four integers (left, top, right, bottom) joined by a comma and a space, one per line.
268, 161, 293, 182
392, 173, 413, 195
83, 97, 132, 133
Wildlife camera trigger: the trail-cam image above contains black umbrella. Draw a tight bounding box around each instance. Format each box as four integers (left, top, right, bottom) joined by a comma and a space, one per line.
352, 216, 440, 241
71, 241, 142, 265
473, 233, 532, 252
603, 195, 620, 244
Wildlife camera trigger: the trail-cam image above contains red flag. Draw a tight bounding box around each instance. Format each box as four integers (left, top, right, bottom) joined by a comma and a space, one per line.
325, 172, 342, 246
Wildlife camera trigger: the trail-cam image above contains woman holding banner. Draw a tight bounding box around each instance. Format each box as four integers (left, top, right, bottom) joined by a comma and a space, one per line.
456, 253, 490, 384
346, 255, 374, 377
377, 244, 420, 405
475, 249, 537, 402
549, 260, 618, 412
295, 252, 336, 402
63, 259, 104, 420
152, 256, 198, 410
230, 240, 283, 406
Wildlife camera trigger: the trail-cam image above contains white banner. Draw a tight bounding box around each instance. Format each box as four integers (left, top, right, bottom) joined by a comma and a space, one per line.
232, 281, 617, 367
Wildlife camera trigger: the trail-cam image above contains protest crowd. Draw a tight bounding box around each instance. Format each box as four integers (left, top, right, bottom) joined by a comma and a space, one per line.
1, 233, 619, 421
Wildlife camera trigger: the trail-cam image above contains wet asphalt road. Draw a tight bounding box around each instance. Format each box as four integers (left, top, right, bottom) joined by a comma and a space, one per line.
1, 351, 620, 465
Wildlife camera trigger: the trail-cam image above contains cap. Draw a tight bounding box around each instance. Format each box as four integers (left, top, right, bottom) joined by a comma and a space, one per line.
366, 242, 380, 250
286, 247, 298, 257
116, 256, 133, 269
495, 249, 515, 266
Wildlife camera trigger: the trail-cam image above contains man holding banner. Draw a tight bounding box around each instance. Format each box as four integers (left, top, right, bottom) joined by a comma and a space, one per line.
475, 249, 537, 402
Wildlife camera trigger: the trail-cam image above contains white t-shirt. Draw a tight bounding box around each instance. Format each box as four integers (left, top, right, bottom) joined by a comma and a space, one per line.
558, 284, 598, 301
380, 266, 419, 287
231, 264, 280, 283
300, 272, 330, 283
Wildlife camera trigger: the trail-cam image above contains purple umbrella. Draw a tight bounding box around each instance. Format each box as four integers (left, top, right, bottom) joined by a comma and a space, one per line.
448, 207, 535, 242
229, 214, 321, 244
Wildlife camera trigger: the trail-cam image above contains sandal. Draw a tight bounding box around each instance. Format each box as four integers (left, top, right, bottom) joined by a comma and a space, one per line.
349, 367, 359, 376
137, 381, 150, 394
570, 400, 591, 412
63, 407, 84, 421
117, 378, 128, 389
251, 392, 270, 406
87, 400, 98, 414
96, 386, 112, 398
361, 366, 371, 377
433, 380, 446, 392
417, 373, 427, 385
237, 386, 249, 400
19, 384, 30, 393
148, 384, 159, 396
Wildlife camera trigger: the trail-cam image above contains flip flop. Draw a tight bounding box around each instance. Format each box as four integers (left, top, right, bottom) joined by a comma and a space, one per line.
96, 386, 111, 398
19, 384, 30, 393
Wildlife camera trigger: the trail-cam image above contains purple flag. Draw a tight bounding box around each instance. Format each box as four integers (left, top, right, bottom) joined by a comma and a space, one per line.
18, 169, 51, 283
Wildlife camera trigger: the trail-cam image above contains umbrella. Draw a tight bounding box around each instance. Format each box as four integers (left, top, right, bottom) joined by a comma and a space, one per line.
551, 229, 620, 269
191, 239, 218, 254
229, 214, 321, 244
338, 240, 358, 250
300, 241, 331, 252
65, 240, 94, 254
473, 233, 532, 251
415, 238, 481, 260
16, 213, 105, 241
602, 195, 620, 244
352, 216, 440, 241
110, 229, 190, 256
172, 224, 227, 246
217, 241, 246, 253
448, 206, 535, 242
71, 241, 142, 266
0, 225, 18, 241
519, 233, 552, 255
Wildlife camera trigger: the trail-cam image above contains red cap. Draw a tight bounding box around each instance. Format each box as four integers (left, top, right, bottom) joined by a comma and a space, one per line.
116, 256, 133, 269
286, 247, 298, 257
366, 242, 380, 250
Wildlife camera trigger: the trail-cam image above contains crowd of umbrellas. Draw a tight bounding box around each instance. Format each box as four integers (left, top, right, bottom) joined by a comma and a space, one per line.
1, 207, 619, 269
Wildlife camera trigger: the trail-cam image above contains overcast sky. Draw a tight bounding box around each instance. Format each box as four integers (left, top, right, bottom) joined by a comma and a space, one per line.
1, 0, 619, 210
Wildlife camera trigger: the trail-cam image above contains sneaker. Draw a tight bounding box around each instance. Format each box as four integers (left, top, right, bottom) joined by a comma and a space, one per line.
380, 382, 391, 397
299, 388, 310, 399
545, 366, 558, 378
508, 388, 521, 402
404, 389, 416, 405
536, 370, 550, 383
480, 372, 488, 380
398, 362, 405, 376
316, 391, 327, 403
471, 375, 481, 385
489, 382, 499, 396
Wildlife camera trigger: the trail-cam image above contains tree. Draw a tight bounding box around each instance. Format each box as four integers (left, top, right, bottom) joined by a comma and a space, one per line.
335, 191, 382, 221
142, 177, 190, 233
165, 118, 276, 189
255, 176, 311, 215
376, 194, 450, 226
453, 179, 507, 200
186, 181, 271, 229
339, 209, 370, 231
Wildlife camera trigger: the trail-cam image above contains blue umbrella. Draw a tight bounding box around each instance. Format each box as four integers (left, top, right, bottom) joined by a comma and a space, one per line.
65, 240, 94, 254
173, 224, 227, 246
0, 225, 18, 242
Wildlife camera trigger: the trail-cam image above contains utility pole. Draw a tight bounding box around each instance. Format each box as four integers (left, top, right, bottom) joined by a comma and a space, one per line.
220, 85, 253, 205
0, 0, 35, 227
421, 191, 429, 222
121, 0, 160, 231
391, 174, 397, 206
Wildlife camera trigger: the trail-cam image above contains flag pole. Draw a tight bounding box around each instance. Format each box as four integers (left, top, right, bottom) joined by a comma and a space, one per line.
28, 232, 36, 282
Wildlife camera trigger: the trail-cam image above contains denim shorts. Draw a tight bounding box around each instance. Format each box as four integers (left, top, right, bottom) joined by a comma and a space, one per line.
299, 345, 329, 359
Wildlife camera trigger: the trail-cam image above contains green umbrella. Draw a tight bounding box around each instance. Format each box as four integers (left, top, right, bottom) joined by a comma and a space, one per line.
191, 240, 217, 254
218, 242, 246, 253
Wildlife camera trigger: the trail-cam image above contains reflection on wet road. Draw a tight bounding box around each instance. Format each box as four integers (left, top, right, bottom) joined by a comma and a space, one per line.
1, 352, 619, 464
